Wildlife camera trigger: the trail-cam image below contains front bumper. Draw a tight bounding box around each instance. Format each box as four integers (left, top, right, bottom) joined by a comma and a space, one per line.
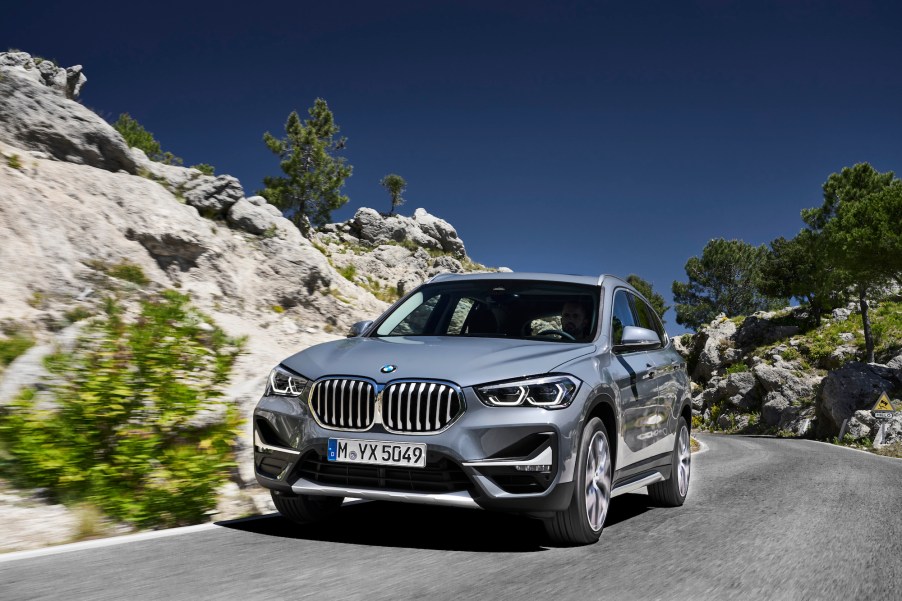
253, 385, 586, 514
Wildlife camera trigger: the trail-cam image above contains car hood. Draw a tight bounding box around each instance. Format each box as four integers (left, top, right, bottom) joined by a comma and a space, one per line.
280, 336, 597, 388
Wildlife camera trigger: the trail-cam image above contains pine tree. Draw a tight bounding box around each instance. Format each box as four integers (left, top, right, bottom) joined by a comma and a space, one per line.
260, 99, 352, 234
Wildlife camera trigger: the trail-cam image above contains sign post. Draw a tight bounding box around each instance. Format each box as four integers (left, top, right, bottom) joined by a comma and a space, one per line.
871, 392, 899, 447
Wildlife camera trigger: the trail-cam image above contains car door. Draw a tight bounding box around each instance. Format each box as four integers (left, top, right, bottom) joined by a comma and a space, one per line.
609, 289, 662, 471
631, 295, 678, 459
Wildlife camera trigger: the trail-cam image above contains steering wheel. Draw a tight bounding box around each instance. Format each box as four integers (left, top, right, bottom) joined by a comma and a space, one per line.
537, 329, 576, 341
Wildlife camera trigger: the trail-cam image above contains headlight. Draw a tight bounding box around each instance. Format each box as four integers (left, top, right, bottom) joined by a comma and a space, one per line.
475, 375, 580, 409
266, 365, 308, 397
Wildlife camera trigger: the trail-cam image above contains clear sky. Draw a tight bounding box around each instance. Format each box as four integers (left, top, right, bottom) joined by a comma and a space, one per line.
4, 0, 901, 333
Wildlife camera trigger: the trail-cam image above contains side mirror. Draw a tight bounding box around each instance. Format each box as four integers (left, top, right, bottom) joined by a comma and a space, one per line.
615, 326, 661, 351
347, 320, 374, 338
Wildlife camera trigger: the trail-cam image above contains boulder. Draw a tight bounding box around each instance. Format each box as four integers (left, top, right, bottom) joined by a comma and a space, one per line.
691, 316, 738, 382
761, 392, 790, 427
735, 314, 800, 347
817, 362, 900, 435
752, 363, 820, 399
0, 62, 135, 173
184, 175, 245, 216
825, 344, 859, 369
429, 255, 464, 276
413, 208, 466, 257
226, 198, 279, 235
831, 307, 851, 322
845, 410, 874, 441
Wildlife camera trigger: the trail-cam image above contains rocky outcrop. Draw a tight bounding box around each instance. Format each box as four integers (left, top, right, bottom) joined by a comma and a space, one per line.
315, 207, 487, 299
681, 305, 902, 440
184, 174, 245, 217
0, 52, 135, 173
817, 362, 901, 436
683, 314, 738, 383
322, 207, 467, 258
0, 51, 86, 99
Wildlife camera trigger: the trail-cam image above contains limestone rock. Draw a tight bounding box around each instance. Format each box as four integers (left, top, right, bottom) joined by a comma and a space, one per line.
227, 198, 278, 235
0, 51, 85, 100
817, 362, 900, 435
762, 392, 790, 427
735, 314, 800, 347
691, 315, 737, 382
184, 174, 245, 216
413, 208, 466, 257
0, 64, 135, 173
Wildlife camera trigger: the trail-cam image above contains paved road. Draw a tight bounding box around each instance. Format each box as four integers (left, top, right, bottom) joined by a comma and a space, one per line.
2, 435, 901, 600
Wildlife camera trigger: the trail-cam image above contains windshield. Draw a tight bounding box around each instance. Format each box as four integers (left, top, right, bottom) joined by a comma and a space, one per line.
373, 280, 600, 342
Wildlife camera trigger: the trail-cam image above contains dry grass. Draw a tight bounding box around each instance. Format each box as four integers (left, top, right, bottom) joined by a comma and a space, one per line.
872, 442, 902, 459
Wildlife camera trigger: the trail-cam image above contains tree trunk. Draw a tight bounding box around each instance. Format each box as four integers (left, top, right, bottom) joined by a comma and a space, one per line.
859, 286, 875, 363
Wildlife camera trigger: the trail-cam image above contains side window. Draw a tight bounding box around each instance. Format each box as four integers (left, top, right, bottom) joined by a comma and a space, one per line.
611, 290, 637, 345
446, 297, 476, 335
634, 296, 664, 347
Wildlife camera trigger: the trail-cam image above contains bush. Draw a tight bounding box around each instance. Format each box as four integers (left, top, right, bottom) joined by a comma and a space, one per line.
86, 259, 149, 286
0, 334, 34, 366
6, 154, 22, 170
112, 113, 183, 166
107, 262, 149, 286
191, 163, 215, 176
0, 291, 243, 528
339, 264, 357, 281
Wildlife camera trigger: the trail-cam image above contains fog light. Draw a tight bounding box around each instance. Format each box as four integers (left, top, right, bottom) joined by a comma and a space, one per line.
515, 464, 551, 472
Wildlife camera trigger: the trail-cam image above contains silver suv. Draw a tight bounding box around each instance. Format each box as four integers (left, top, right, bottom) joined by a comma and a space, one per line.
253, 272, 691, 545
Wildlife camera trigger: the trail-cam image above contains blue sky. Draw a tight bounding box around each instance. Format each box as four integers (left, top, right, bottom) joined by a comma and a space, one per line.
4, 1, 901, 332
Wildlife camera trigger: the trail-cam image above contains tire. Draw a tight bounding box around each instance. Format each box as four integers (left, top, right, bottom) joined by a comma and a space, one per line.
648, 416, 690, 507
544, 417, 612, 546
271, 491, 344, 525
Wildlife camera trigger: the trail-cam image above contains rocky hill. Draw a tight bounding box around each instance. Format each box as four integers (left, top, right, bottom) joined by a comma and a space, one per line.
0, 51, 493, 550
678, 304, 902, 444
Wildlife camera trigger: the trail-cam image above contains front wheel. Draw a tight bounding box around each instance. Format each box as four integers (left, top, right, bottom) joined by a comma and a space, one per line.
647, 416, 690, 506
271, 491, 344, 525
544, 417, 612, 546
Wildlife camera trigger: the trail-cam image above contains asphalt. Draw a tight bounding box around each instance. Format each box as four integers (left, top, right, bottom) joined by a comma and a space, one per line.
2, 434, 900, 601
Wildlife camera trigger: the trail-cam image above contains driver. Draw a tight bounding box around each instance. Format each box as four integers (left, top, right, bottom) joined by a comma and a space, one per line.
561, 301, 591, 341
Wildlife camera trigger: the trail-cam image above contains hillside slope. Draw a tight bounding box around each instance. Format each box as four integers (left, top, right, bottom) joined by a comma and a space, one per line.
0, 51, 490, 550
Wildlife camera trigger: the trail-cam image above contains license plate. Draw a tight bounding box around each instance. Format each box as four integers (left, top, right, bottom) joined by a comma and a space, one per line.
328, 438, 426, 468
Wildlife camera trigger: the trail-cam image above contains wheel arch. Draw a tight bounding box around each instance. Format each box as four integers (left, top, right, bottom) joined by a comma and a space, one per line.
584, 392, 618, 472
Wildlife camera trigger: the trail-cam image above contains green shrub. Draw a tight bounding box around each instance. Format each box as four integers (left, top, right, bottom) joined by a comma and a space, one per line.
64, 307, 93, 323
6, 154, 22, 170
108, 262, 149, 286
0, 291, 243, 528
726, 362, 749, 374
339, 264, 357, 281
112, 113, 183, 166
86, 259, 149, 286
190, 163, 215, 176
0, 334, 34, 366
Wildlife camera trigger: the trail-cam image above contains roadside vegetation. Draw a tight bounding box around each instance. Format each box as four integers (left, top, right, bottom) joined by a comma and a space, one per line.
0, 290, 244, 528
673, 163, 902, 364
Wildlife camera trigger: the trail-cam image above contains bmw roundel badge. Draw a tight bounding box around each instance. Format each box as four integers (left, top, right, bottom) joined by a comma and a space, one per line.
380, 364, 397, 374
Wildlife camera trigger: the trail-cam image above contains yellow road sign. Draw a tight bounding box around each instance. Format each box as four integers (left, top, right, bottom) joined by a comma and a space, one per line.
873, 392, 894, 412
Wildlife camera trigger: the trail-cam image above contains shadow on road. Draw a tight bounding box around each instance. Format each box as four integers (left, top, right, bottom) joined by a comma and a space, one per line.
217, 494, 653, 553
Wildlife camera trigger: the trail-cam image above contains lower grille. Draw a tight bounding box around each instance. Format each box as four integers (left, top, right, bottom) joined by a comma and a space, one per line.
297, 451, 471, 494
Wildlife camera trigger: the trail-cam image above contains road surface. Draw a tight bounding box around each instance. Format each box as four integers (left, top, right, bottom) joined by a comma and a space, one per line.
2, 435, 901, 600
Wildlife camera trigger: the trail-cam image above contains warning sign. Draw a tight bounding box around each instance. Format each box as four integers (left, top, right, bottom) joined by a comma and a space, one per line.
873, 393, 894, 411
872, 392, 897, 419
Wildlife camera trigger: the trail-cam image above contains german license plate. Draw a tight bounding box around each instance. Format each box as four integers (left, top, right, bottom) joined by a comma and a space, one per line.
328, 438, 426, 468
